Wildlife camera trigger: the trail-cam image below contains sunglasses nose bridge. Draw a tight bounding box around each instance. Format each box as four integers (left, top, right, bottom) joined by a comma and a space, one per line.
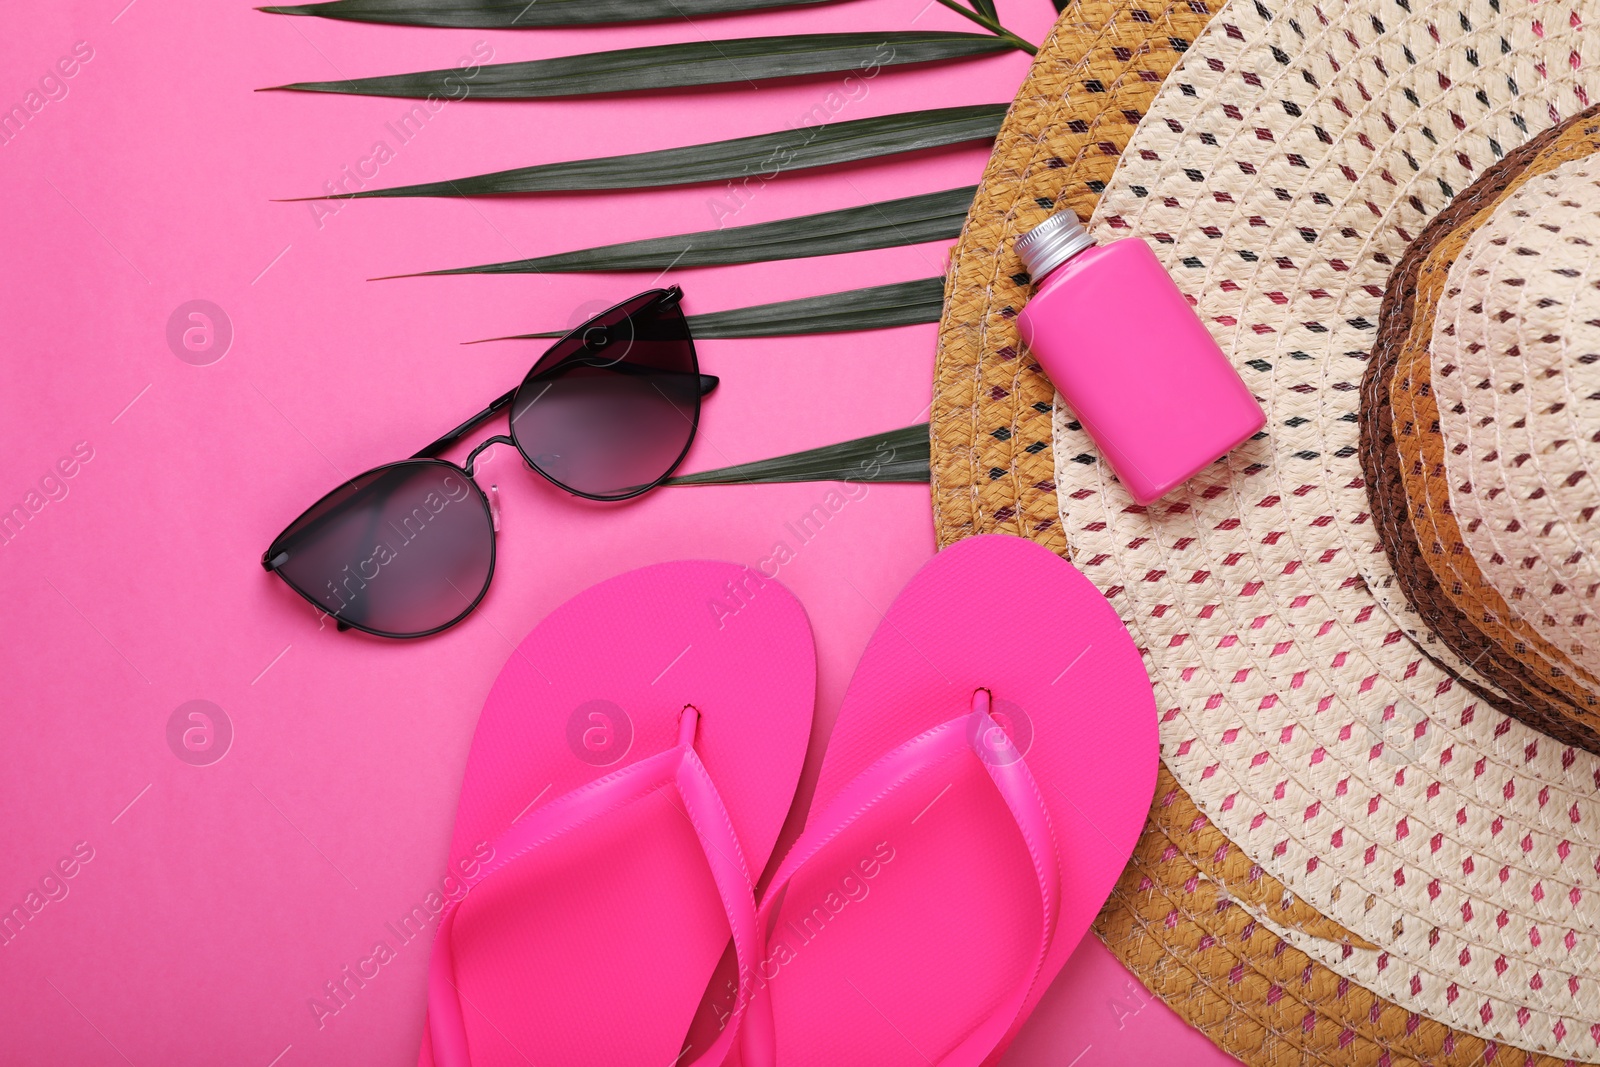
463, 433, 518, 479
463, 435, 517, 533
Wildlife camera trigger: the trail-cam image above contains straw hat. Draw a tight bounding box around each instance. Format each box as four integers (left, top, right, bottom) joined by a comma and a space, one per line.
931, 0, 1600, 1062
1365, 144, 1600, 753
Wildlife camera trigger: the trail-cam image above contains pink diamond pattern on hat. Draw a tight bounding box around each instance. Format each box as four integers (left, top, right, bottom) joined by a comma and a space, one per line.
1043, 0, 1600, 1057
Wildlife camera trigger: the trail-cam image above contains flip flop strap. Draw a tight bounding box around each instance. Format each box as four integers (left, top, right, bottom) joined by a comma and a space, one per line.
741, 693, 1059, 1067
427, 707, 760, 1067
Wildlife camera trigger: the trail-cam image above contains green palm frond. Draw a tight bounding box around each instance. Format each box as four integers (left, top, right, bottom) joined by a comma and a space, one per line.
289, 105, 1008, 200
260, 0, 856, 28
269, 32, 1015, 99
381, 186, 974, 278
470, 278, 947, 342
668, 424, 930, 485
929, 0, 1035, 53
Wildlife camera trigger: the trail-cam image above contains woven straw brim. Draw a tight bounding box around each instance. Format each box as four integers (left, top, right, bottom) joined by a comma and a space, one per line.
930, 0, 1600, 1062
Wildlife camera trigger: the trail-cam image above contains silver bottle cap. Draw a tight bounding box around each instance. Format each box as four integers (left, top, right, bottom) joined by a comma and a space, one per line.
1014, 209, 1097, 280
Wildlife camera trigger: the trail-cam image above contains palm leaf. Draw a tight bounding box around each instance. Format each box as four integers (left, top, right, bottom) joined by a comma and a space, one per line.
381, 186, 975, 278
929, 0, 1035, 53
295, 105, 1007, 200
269, 32, 1014, 99
471, 277, 946, 342
668, 424, 929, 485
595, 276, 950, 335
259, 0, 856, 27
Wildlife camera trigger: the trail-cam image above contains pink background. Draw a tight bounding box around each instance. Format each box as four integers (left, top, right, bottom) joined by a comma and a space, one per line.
0, 1, 1236, 1063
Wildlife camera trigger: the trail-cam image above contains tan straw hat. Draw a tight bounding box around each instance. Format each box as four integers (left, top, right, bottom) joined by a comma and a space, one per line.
1365, 137, 1600, 753
932, 0, 1600, 1062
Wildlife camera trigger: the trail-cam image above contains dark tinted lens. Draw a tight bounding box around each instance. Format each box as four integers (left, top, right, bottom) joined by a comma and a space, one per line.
266, 460, 494, 638
509, 291, 699, 500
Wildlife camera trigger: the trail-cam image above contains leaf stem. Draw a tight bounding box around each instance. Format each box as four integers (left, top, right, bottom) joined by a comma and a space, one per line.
932, 0, 1037, 54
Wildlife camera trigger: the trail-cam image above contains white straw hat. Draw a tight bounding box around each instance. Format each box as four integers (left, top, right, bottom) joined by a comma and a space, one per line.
1040, 0, 1600, 1059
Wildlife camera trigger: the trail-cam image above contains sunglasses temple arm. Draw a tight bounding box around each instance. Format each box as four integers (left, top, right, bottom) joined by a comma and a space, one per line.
412, 385, 519, 460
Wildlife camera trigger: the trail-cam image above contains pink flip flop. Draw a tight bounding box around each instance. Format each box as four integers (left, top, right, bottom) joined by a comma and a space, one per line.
419, 561, 815, 1067
736, 534, 1158, 1067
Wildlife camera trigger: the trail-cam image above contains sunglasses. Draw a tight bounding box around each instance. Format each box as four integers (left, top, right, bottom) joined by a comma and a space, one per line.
261, 287, 715, 639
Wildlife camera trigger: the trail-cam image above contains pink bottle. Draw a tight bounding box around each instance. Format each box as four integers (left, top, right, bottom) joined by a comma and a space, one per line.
1014, 210, 1265, 505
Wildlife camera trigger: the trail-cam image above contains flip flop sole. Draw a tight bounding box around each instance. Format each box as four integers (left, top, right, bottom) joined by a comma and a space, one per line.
751, 534, 1157, 1066
422, 560, 815, 1067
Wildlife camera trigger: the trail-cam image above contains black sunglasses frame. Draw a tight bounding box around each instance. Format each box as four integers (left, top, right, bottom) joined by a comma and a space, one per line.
261, 287, 717, 639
